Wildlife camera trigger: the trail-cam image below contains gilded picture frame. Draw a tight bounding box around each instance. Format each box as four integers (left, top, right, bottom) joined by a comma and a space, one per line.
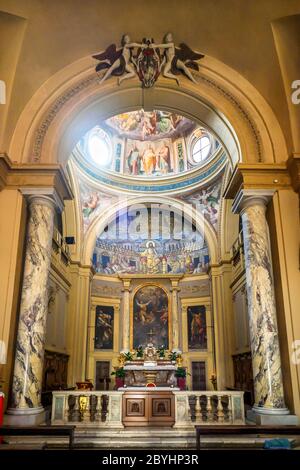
130, 283, 171, 351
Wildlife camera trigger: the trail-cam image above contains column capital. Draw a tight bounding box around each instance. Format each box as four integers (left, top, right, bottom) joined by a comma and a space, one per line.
21, 188, 65, 212
27, 194, 57, 212
119, 278, 132, 291
232, 189, 274, 214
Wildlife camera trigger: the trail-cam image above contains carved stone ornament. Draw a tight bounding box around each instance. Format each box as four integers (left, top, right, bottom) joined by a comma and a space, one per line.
93, 33, 204, 88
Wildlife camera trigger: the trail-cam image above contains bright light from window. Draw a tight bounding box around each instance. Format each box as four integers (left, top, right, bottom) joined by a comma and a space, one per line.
88, 133, 111, 167
192, 136, 211, 163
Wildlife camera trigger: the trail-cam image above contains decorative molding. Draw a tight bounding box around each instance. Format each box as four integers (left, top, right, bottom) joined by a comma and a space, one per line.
31, 75, 98, 162
73, 148, 227, 194
197, 75, 262, 161
29, 72, 262, 165
224, 163, 292, 202
0, 154, 73, 203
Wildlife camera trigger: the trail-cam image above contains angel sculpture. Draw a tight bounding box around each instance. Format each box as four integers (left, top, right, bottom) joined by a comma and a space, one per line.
150, 32, 204, 85
92, 34, 142, 85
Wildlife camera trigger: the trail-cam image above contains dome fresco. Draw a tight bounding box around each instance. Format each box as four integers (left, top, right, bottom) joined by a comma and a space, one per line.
104, 110, 195, 141
77, 109, 220, 179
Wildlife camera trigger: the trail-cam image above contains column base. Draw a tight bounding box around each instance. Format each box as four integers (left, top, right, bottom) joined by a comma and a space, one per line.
247, 406, 299, 425
5, 406, 46, 426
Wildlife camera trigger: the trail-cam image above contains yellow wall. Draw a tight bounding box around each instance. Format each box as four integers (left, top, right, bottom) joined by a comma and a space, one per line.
0, 189, 26, 403
269, 190, 300, 415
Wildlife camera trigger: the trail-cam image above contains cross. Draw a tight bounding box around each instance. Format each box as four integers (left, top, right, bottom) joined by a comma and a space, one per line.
147, 328, 156, 343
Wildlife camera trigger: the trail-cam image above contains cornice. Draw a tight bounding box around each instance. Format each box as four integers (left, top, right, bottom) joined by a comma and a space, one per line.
0, 153, 10, 190
0, 154, 73, 203
223, 162, 292, 200
71, 146, 227, 196
287, 153, 300, 194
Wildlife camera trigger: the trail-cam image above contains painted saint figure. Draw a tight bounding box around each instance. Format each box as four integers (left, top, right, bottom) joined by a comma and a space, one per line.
142, 144, 157, 175
158, 142, 171, 173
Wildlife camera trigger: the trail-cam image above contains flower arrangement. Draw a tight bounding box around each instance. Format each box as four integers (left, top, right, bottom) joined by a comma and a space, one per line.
111, 367, 125, 378
175, 367, 187, 378
122, 351, 134, 362
136, 346, 144, 358
168, 350, 178, 362
157, 345, 166, 358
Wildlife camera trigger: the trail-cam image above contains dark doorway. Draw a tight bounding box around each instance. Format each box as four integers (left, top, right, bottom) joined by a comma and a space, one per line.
95, 361, 111, 390
191, 361, 206, 390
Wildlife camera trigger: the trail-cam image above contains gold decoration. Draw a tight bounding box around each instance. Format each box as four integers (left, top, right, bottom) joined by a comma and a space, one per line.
118, 353, 126, 366
176, 353, 183, 367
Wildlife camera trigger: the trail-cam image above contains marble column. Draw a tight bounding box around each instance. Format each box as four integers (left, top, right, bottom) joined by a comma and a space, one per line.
240, 195, 290, 421
170, 280, 180, 351
121, 279, 131, 351
7, 195, 56, 425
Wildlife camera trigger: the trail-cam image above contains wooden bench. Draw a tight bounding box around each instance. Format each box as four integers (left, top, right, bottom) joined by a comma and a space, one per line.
0, 425, 75, 449
195, 425, 300, 450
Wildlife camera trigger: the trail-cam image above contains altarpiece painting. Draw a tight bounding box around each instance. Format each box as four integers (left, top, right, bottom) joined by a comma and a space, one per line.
132, 285, 169, 349
94, 306, 114, 350
187, 305, 207, 350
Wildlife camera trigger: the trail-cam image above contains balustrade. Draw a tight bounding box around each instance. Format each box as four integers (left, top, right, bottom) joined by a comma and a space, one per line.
52, 391, 123, 427
174, 391, 245, 427
52, 390, 245, 428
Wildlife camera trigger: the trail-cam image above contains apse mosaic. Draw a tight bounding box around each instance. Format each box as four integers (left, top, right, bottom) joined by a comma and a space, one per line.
92, 209, 210, 275
77, 109, 220, 178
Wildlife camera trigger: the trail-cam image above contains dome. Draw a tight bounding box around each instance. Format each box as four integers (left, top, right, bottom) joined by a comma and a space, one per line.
75, 109, 221, 181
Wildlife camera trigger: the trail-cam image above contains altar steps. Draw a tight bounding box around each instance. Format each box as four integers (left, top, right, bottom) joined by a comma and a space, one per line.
3, 427, 296, 449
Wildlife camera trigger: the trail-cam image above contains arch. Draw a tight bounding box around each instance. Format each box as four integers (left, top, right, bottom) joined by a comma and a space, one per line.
8, 55, 288, 167
82, 194, 219, 266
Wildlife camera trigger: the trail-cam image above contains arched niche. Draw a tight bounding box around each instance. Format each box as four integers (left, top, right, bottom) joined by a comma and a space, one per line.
8, 55, 288, 167
82, 194, 219, 267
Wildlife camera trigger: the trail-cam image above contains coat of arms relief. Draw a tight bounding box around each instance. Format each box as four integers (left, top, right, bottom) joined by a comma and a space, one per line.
93, 33, 204, 88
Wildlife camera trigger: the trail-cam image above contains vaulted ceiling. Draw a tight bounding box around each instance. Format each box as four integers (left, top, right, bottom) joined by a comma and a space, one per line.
0, 0, 300, 156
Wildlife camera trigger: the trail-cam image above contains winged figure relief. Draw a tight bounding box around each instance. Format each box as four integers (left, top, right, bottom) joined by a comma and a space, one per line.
92, 34, 142, 85
151, 33, 204, 85
93, 33, 204, 87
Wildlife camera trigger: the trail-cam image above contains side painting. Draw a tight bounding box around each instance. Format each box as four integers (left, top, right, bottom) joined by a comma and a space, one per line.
94, 306, 114, 350
133, 285, 169, 349
187, 305, 207, 350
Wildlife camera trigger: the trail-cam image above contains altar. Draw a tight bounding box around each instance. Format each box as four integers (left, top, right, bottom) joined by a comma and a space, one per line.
123, 362, 178, 388
119, 342, 180, 389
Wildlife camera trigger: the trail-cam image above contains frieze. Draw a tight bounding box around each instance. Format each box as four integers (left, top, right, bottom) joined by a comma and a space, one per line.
92, 280, 122, 297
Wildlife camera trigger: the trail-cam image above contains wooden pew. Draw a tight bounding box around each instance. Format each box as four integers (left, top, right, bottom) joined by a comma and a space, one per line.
0, 425, 76, 449
195, 425, 300, 450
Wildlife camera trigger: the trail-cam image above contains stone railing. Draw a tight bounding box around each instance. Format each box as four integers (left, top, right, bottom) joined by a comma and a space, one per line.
52, 390, 245, 428
51, 391, 124, 428
174, 391, 245, 427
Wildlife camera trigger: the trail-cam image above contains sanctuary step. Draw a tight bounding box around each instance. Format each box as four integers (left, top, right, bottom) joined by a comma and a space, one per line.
2, 427, 299, 450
